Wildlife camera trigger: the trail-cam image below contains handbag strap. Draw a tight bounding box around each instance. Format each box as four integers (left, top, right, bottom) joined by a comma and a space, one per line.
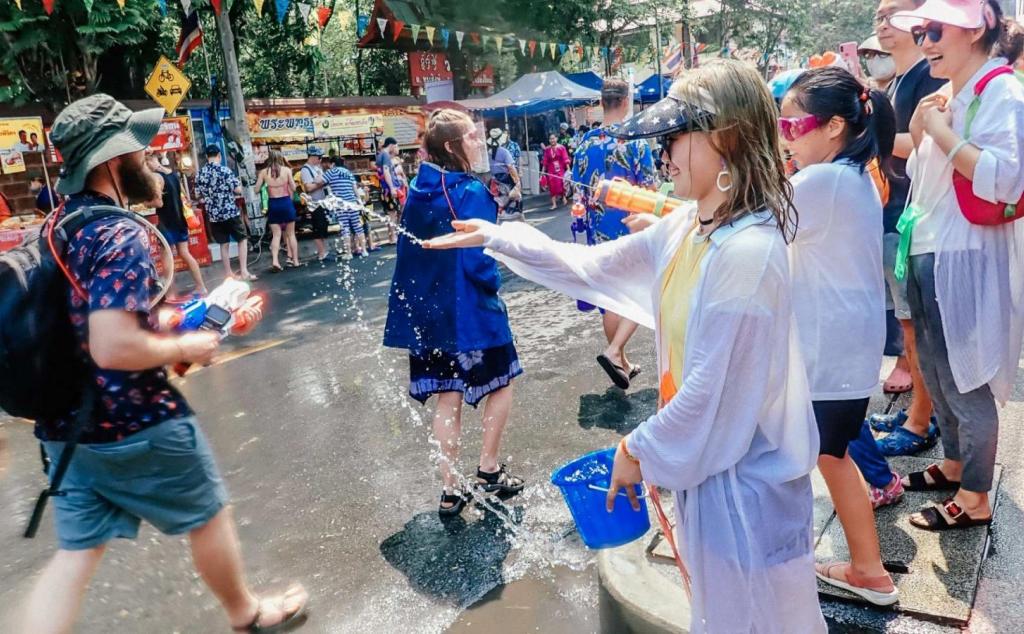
964, 66, 1017, 138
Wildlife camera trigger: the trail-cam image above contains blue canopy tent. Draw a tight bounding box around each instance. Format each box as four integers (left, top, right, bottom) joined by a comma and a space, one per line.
564, 71, 604, 92
636, 74, 673, 104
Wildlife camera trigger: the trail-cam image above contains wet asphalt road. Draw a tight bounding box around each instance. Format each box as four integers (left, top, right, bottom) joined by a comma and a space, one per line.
0, 204, 657, 633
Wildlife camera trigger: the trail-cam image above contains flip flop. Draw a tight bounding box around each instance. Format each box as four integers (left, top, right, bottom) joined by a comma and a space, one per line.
628, 364, 642, 380
597, 354, 630, 389
232, 585, 308, 633
883, 366, 913, 394
815, 561, 899, 606
910, 498, 992, 531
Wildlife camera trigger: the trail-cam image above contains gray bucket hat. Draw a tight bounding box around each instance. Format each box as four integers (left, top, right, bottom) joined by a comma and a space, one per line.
50, 94, 164, 195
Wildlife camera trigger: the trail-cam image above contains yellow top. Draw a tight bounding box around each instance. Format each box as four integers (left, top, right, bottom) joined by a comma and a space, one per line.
658, 223, 711, 405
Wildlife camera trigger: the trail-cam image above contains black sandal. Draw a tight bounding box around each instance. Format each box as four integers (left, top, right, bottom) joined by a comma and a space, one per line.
439, 489, 468, 517
904, 464, 961, 492
476, 464, 525, 497
597, 354, 630, 389
232, 587, 308, 633
910, 498, 992, 531
628, 364, 642, 380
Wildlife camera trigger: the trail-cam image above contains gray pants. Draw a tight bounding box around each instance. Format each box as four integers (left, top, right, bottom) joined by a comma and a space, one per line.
906, 253, 998, 492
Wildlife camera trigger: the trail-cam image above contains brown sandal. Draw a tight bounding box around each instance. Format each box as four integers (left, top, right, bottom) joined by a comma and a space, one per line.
910, 498, 992, 531
904, 464, 960, 492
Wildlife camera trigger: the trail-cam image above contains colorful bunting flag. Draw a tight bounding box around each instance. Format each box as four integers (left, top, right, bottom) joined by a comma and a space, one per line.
357, 14, 369, 36
317, 6, 331, 28
275, 0, 289, 24
180, 0, 191, 14
410, 24, 421, 42
528, 40, 536, 56
298, 2, 311, 23
12, 0, 21, 9
157, 0, 167, 16
376, 17, 388, 36
549, 42, 556, 59
455, 31, 465, 49
440, 28, 450, 47
518, 39, 526, 55
558, 43, 568, 57
425, 26, 436, 45
42, 0, 55, 13
481, 33, 489, 49
211, 0, 221, 16
392, 20, 405, 42
602, 46, 611, 58
494, 35, 502, 53
253, 0, 264, 15
115, 0, 124, 10
592, 46, 600, 60
469, 32, 480, 45
82, 0, 94, 12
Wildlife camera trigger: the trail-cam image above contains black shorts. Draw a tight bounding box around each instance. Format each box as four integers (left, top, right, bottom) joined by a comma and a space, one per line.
310, 206, 330, 239
210, 216, 247, 244
408, 342, 522, 407
813, 397, 870, 458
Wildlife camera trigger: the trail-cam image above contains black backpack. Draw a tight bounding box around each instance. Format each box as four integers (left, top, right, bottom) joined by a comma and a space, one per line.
0, 204, 144, 537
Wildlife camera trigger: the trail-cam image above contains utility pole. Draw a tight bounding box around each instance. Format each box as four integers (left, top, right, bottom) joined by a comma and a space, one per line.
213, 7, 262, 235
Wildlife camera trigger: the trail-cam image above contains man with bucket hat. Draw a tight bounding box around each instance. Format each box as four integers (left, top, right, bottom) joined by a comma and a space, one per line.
21, 94, 307, 634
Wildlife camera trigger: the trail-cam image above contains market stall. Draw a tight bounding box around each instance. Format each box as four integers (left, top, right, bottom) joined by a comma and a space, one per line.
0, 116, 56, 252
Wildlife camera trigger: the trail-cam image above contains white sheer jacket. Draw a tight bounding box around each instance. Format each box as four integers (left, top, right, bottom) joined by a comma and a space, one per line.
907, 57, 1024, 403
478, 209, 826, 634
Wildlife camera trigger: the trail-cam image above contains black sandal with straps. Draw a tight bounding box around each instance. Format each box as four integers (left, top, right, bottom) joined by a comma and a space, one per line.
475, 464, 525, 497
439, 489, 469, 517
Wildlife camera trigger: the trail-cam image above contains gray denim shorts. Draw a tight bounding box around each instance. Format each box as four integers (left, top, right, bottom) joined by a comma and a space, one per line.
883, 232, 911, 320
41, 416, 228, 551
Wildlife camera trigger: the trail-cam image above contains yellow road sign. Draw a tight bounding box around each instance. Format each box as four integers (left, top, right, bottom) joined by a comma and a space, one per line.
145, 56, 191, 115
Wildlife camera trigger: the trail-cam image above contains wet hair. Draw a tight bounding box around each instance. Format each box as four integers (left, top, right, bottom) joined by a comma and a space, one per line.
788, 67, 896, 176
670, 58, 798, 242
422, 109, 474, 172
601, 79, 629, 110
382, 136, 398, 148
268, 149, 287, 179
994, 17, 1023, 62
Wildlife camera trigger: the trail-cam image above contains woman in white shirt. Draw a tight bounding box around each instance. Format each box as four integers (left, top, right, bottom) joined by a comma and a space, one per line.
888, 0, 1024, 530
781, 66, 899, 605
425, 60, 825, 633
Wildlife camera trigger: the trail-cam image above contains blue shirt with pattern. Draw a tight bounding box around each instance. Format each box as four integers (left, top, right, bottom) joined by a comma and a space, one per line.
504, 140, 521, 165
572, 127, 656, 241
324, 166, 360, 203
195, 162, 241, 222
35, 192, 192, 444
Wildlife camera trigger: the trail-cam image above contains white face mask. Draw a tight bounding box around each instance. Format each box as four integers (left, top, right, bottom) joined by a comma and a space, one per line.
866, 55, 896, 81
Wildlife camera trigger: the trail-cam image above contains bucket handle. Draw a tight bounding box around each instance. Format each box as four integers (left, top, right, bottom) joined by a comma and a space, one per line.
587, 483, 648, 499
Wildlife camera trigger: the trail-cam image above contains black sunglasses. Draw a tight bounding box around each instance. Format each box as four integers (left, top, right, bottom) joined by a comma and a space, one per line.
911, 22, 944, 46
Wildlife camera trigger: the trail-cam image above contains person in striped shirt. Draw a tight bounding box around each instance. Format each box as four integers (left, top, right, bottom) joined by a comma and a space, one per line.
323, 156, 367, 257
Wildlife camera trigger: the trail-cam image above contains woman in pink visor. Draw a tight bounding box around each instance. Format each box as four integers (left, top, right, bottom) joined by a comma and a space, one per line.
888, 0, 1024, 531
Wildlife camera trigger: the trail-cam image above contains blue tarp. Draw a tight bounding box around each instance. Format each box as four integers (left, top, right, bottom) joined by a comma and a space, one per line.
636, 74, 672, 103
564, 71, 604, 92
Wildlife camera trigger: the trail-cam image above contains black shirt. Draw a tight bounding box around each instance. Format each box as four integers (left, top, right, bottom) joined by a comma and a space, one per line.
884, 59, 948, 233
155, 171, 187, 233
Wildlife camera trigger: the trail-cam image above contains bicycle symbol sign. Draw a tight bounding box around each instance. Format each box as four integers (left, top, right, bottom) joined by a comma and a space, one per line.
145, 55, 192, 115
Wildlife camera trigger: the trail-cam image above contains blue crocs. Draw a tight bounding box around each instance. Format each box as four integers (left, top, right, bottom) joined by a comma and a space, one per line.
876, 421, 940, 456
868, 409, 908, 433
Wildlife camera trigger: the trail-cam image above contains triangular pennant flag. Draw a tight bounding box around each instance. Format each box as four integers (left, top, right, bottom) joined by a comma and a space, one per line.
13, 0, 21, 9
180, 0, 191, 14
211, 0, 222, 15
469, 32, 480, 45
298, 2, 311, 22
392, 20, 405, 42
549, 42, 556, 59
495, 35, 502, 53
603, 46, 611, 58
317, 6, 331, 29
455, 31, 465, 49
558, 43, 568, 57
357, 14, 369, 36
157, 0, 167, 16
440, 28, 450, 47
253, 0, 264, 14
410, 24, 421, 43
275, 0, 290, 24
528, 40, 536, 57
42, 0, 55, 12
425, 26, 435, 45
82, 0, 93, 12
518, 39, 526, 55
481, 34, 489, 49
592, 46, 600, 59
377, 17, 388, 37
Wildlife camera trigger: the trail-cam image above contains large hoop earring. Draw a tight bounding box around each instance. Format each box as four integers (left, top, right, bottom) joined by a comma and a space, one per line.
716, 169, 733, 193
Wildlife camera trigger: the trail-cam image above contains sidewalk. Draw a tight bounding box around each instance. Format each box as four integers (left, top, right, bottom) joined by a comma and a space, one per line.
597, 370, 1024, 633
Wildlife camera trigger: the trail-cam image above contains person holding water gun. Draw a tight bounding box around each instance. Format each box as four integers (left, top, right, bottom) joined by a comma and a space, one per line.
571, 78, 657, 390
384, 109, 525, 518
425, 60, 825, 633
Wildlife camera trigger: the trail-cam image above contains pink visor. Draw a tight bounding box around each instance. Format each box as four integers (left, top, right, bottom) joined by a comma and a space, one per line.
889, 0, 995, 32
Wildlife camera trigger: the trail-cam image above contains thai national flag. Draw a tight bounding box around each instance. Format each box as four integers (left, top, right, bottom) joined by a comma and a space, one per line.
661, 43, 683, 74
175, 9, 203, 69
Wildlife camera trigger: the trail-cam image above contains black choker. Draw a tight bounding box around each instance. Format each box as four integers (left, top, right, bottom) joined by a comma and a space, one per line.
698, 216, 715, 226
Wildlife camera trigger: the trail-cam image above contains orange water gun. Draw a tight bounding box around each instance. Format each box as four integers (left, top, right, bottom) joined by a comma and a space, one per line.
596, 178, 685, 217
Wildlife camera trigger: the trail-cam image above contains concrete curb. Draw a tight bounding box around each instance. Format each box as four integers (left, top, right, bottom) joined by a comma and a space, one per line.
597, 534, 690, 634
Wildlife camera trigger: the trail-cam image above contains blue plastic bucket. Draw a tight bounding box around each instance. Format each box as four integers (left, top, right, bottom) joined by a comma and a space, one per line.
551, 447, 650, 549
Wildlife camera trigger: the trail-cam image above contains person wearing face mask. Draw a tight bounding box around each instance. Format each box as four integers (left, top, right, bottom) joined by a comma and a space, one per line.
29, 174, 60, 216
861, 35, 898, 89
425, 60, 826, 634
865, 0, 948, 458
383, 109, 525, 518
888, 0, 1024, 531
